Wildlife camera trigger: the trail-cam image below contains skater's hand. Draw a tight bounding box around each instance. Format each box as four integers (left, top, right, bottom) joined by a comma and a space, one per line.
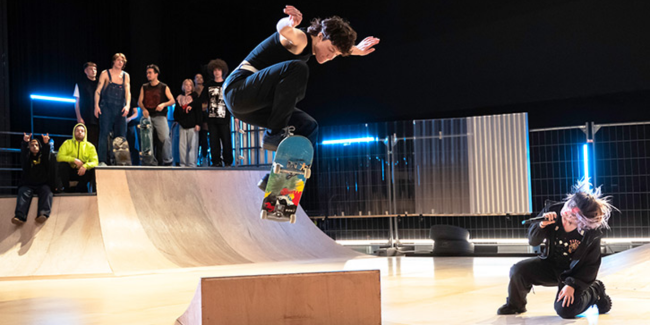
94, 106, 101, 118
23, 133, 31, 142
351, 36, 380, 56
142, 110, 150, 118
155, 104, 164, 112
557, 285, 575, 307
73, 158, 84, 168
122, 106, 129, 117
77, 166, 87, 176
77, 117, 85, 124
41, 133, 50, 144
283, 5, 302, 27
540, 212, 557, 228
195, 125, 200, 132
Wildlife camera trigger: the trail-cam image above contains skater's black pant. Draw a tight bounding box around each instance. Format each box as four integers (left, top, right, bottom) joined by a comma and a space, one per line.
207, 119, 233, 166
224, 60, 318, 148
15, 184, 52, 220
58, 162, 96, 193
507, 257, 601, 318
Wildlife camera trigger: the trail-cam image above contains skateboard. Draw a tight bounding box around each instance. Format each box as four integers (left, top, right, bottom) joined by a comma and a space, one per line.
138, 117, 157, 166
112, 136, 132, 166
260, 135, 313, 223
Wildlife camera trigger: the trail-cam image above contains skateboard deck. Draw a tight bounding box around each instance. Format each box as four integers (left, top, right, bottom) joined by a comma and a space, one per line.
112, 136, 132, 166
260, 135, 313, 223
138, 117, 157, 166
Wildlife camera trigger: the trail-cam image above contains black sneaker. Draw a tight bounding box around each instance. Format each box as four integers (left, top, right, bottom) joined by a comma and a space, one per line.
497, 303, 526, 315
36, 215, 49, 223
262, 126, 295, 151
593, 280, 612, 314
257, 173, 270, 191
11, 216, 26, 226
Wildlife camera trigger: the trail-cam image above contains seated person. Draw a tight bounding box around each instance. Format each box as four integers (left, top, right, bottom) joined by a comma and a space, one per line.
12, 133, 55, 225
56, 124, 99, 192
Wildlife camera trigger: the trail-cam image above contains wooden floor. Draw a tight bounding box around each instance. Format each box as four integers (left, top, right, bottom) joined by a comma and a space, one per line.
1, 168, 648, 324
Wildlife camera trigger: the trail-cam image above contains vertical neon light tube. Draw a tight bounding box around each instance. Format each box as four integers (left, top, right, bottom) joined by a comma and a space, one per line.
583, 144, 589, 180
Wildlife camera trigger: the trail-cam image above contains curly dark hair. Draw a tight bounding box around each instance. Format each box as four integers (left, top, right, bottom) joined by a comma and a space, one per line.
307, 16, 357, 56
207, 59, 229, 77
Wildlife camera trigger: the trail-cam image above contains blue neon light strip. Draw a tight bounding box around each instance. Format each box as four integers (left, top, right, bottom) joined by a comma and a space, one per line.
583, 144, 589, 180
322, 137, 377, 145
30, 94, 76, 103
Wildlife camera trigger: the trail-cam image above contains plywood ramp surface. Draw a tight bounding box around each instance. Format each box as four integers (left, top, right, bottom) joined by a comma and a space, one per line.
96, 168, 360, 274
0, 196, 111, 277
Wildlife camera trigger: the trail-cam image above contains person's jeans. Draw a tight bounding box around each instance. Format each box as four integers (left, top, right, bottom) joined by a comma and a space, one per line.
150, 115, 173, 164
179, 128, 199, 167
15, 184, 52, 220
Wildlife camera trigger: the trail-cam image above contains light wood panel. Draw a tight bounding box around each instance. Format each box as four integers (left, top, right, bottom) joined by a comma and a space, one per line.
0, 196, 111, 277
177, 270, 381, 325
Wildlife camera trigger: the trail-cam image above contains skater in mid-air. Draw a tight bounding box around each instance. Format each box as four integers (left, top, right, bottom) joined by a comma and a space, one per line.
223, 5, 380, 189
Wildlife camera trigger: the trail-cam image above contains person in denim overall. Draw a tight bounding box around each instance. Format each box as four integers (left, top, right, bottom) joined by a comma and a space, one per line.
94, 53, 131, 164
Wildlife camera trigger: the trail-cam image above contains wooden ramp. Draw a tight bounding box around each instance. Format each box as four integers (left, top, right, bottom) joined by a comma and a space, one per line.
0, 168, 360, 277
0, 196, 112, 277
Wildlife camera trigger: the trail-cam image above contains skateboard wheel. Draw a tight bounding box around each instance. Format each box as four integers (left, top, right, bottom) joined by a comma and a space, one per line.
273, 163, 281, 174
260, 210, 268, 220
289, 214, 296, 224
305, 168, 311, 179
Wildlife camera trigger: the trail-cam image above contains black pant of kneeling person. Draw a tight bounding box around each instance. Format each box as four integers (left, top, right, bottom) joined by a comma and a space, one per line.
498, 180, 615, 318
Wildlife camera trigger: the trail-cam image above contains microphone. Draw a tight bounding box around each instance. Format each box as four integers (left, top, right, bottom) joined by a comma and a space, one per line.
522, 199, 557, 225
521, 215, 547, 225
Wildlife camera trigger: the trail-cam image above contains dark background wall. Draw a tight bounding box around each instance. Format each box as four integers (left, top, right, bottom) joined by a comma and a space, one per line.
1, 0, 9, 134
5, 0, 650, 134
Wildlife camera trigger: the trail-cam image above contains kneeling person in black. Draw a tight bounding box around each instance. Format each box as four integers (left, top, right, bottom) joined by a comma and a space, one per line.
498, 179, 615, 318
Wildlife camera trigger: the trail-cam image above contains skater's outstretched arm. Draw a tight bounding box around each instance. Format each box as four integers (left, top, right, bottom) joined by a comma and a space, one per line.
350, 36, 380, 56
276, 5, 308, 52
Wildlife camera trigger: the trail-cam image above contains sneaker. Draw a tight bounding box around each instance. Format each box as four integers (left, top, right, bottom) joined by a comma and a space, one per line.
497, 302, 526, 315
257, 173, 270, 191
36, 215, 49, 223
262, 126, 295, 151
11, 216, 25, 226
593, 280, 612, 314
98, 162, 107, 167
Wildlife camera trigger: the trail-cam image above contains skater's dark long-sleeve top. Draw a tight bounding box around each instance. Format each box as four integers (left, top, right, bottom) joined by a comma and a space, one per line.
20, 139, 50, 186
244, 28, 312, 71
528, 203, 603, 292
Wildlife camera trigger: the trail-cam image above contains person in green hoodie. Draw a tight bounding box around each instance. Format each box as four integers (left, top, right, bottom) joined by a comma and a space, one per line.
57, 124, 99, 192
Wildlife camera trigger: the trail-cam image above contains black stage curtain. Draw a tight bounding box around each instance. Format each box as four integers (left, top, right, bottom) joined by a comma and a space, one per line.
7, 0, 650, 133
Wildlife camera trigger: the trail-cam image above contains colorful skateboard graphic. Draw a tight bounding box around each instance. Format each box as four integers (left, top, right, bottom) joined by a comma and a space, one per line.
138, 117, 157, 166
261, 135, 313, 223
112, 136, 132, 166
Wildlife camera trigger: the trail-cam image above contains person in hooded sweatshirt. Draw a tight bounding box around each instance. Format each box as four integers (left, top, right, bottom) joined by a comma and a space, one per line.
57, 124, 99, 193
12, 133, 54, 225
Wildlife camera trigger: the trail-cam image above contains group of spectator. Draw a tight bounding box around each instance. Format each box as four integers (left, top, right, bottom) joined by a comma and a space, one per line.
12, 125, 98, 225
75, 53, 234, 168
11, 53, 235, 225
